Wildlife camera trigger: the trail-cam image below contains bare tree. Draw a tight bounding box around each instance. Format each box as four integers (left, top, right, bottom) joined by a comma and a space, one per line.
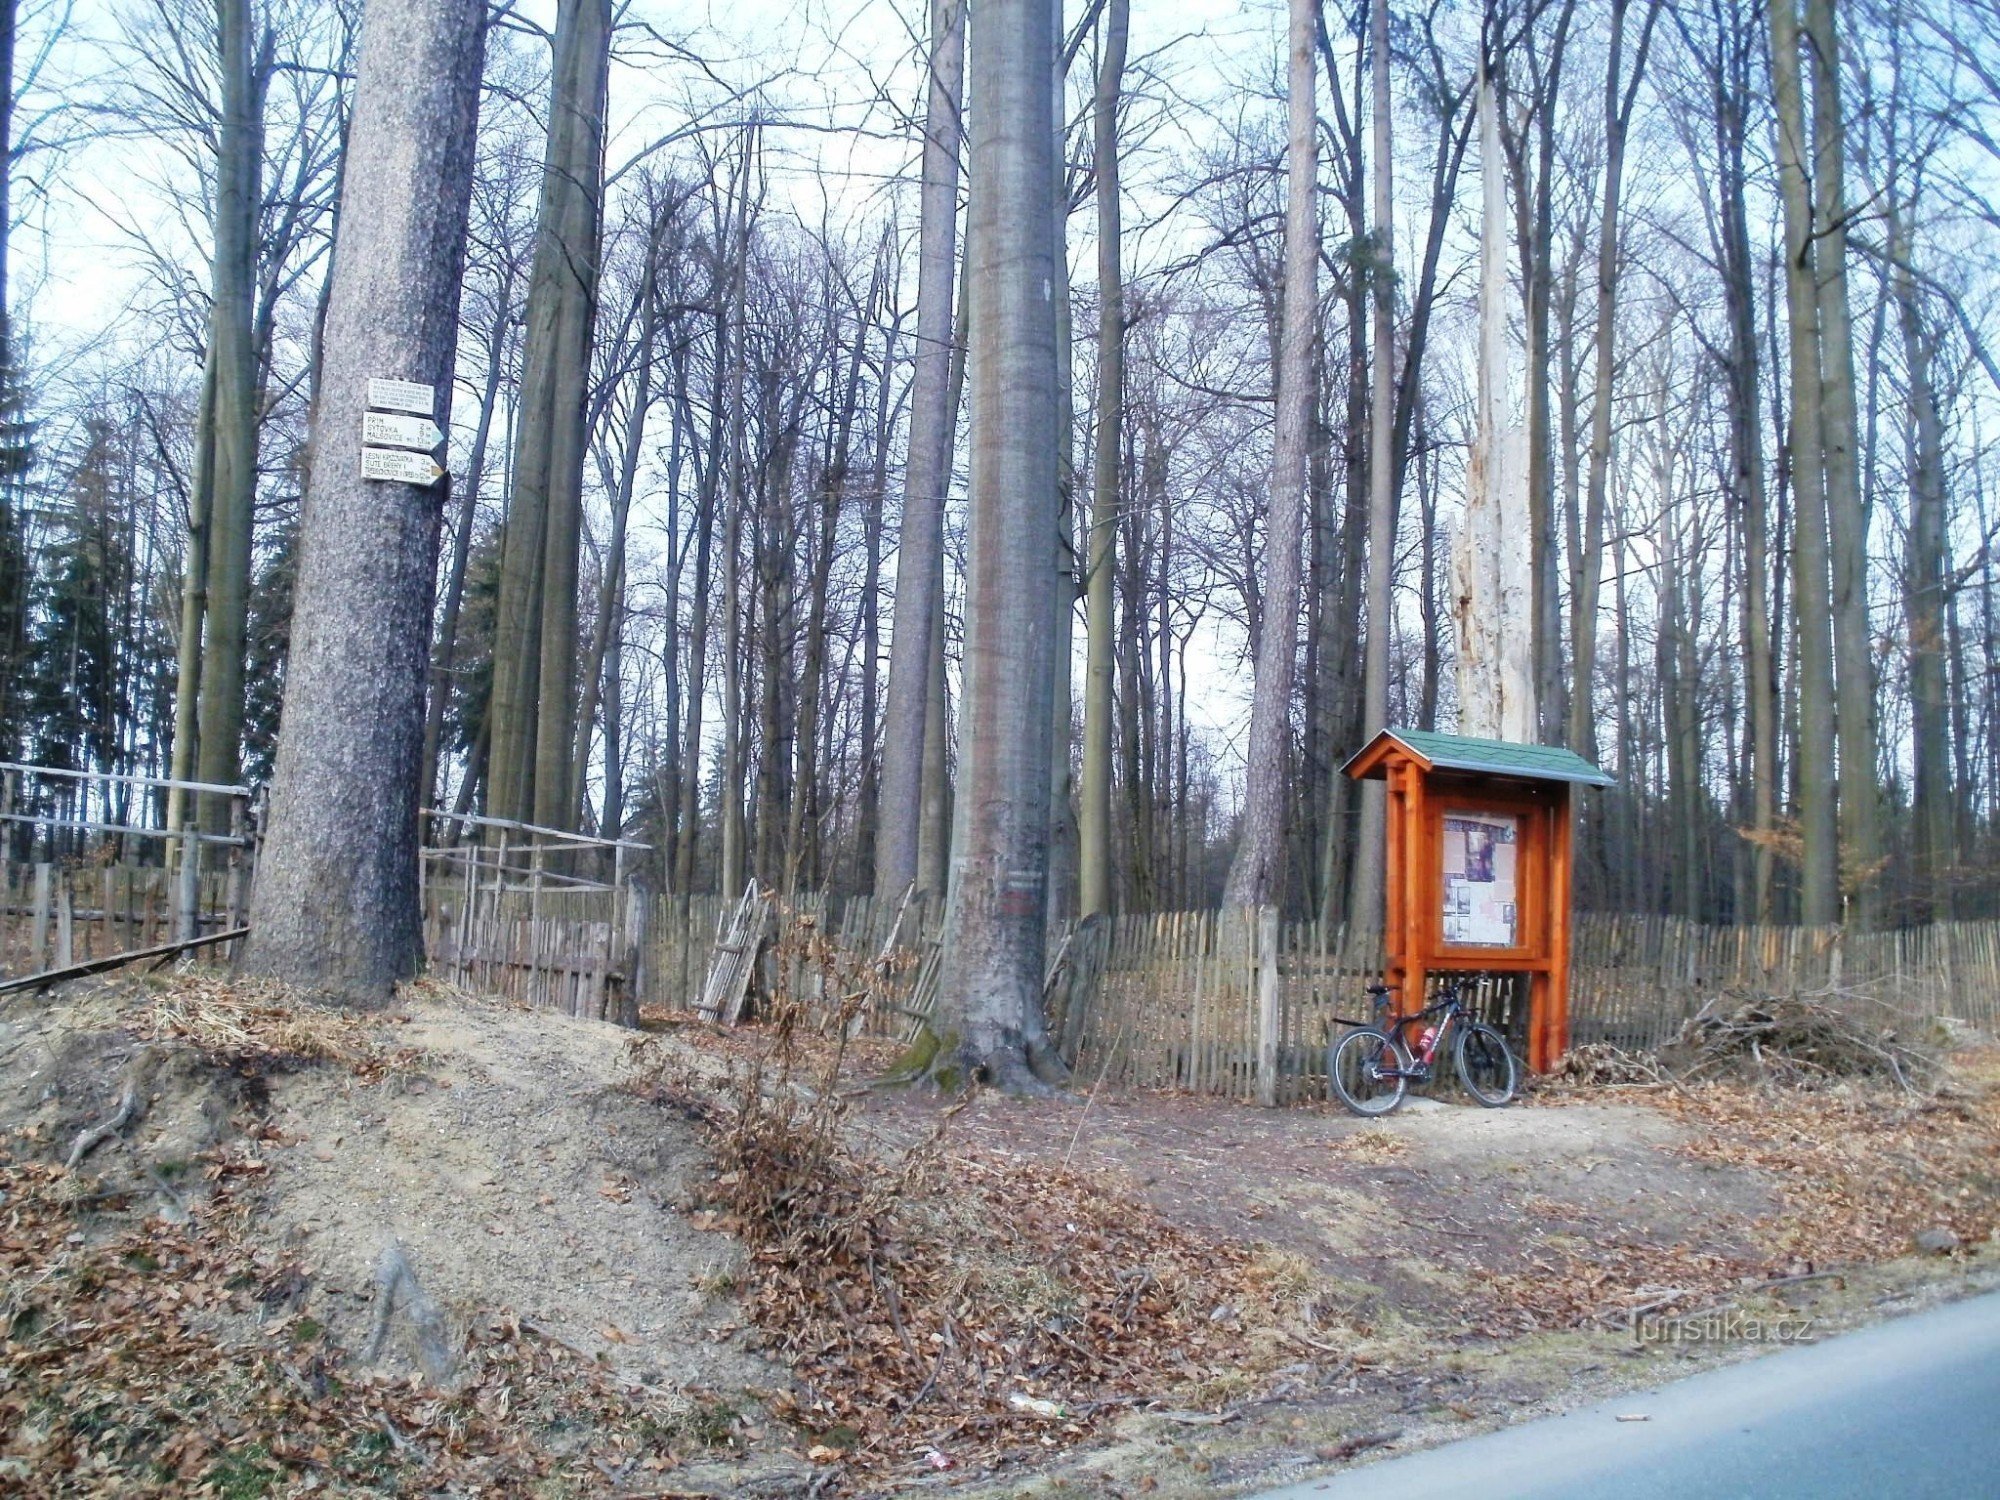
1221, 0, 1316, 910
486, 0, 612, 833
931, 0, 1063, 1090
877, 0, 965, 899
1079, 0, 1128, 918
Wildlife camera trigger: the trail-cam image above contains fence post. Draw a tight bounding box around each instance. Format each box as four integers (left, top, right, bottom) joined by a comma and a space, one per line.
226, 796, 253, 943
175, 826, 201, 944
30, 862, 51, 970
56, 880, 74, 969
622, 880, 650, 1024
1256, 905, 1281, 1108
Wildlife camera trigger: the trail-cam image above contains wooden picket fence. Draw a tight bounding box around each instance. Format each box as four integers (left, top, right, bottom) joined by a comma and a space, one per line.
1055, 910, 2000, 1104
0, 858, 247, 979
1565, 913, 2000, 1051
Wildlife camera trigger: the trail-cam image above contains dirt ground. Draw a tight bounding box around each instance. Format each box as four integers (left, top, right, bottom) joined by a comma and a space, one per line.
3, 974, 1996, 1497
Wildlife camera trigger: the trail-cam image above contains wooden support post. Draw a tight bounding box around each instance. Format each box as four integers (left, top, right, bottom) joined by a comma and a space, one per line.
226, 796, 253, 950
30, 863, 51, 970
1256, 904, 1281, 1107
621, 880, 649, 1025
56, 881, 74, 969
175, 826, 201, 944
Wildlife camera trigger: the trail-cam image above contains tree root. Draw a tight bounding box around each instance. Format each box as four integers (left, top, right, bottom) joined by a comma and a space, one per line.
65, 1050, 157, 1170
364, 1240, 457, 1381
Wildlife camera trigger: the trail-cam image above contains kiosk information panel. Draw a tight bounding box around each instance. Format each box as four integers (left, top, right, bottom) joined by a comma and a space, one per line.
1343, 729, 1613, 1071
1441, 812, 1519, 947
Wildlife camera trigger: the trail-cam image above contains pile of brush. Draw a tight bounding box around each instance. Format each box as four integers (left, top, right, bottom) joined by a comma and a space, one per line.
1660, 990, 1941, 1092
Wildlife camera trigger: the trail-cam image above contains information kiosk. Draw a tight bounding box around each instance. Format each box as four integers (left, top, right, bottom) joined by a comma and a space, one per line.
1341, 729, 1614, 1071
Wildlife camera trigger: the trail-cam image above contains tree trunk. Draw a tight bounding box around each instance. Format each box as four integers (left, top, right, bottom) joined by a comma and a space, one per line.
242, 0, 487, 1000
1804, 0, 1877, 925
1770, 0, 1839, 924
1347, 0, 1394, 940
877, 0, 965, 897
1222, 0, 1316, 910
1079, 0, 1127, 918
192, 0, 264, 832
420, 261, 514, 810
1454, 58, 1535, 745
486, 0, 611, 832
1893, 218, 1952, 919
932, 0, 1062, 1091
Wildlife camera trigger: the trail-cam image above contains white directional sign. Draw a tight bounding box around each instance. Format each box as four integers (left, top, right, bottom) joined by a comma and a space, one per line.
362, 410, 445, 450
360, 446, 446, 485
366, 377, 436, 415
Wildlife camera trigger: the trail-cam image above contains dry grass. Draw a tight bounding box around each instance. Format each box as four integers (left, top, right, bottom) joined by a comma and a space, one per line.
131, 973, 426, 1081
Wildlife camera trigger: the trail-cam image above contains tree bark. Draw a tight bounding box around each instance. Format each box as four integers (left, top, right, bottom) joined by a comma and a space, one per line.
1222, 0, 1316, 910
933, 0, 1062, 1091
1804, 0, 1878, 924
1893, 216, 1952, 919
242, 0, 487, 1001
1347, 0, 1394, 940
485, 0, 611, 832
878, 0, 965, 897
1079, 0, 1127, 918
1454, 55, 1535, 745
1770, 0, 1839, 923
192, 0, 265, 832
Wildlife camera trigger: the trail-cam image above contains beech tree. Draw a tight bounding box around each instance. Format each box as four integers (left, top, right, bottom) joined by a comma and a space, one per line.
1221, 0, 1317, 910
931, 0, 1063, 1090
877, 0, 965, 901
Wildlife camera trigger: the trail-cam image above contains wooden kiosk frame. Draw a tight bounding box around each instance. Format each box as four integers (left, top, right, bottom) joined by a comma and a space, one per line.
1343, 729, 1614, 1072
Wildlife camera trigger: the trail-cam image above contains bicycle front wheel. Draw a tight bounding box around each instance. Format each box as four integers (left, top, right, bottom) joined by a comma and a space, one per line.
1454, 1021, 1517, 1107
1328, 1027, 1409, 1116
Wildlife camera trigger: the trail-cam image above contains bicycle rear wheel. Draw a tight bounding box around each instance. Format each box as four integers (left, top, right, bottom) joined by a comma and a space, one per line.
1328, 1027, 1409, 1116
1454, 1021, 1517, 1107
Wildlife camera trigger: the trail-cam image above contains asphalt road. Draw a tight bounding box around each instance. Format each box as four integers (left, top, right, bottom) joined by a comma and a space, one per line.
1245, 1288, 2000, 1500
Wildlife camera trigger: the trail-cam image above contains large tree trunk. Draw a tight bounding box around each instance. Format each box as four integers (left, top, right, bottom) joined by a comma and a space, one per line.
1079, 0, 1128, 918
1347, 0, 1394, 940
1569, 0, 1655, 766
485, 0, 611, 832
1804, 0, 1878, 925
1454, 58, 1535, 744
877, 0, 965, 897
242, 0, 487, 1001
420, 261, 515, 810
1893, 217, 1953, 919
1046, 0, 1080, 927
1221, 0, 1316, 910
1770, 0, 1839, 924
192, 0, 265, 834
932, 0, 1062, 1091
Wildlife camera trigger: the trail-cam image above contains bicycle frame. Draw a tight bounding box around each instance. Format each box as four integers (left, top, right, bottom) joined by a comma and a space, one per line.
1373, 982, 1473, 1082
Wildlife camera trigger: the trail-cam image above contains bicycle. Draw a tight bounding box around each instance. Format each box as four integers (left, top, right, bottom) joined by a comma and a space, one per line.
1326, 978, 1518, 1115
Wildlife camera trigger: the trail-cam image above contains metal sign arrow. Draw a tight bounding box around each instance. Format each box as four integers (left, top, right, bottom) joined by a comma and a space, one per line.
362, 410, 445, 450
360, 447, 446, 485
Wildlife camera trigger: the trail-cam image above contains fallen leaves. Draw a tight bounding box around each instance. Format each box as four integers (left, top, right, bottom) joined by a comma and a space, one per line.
626, 1007, 1305, 1482
0, 1147, 748, 1496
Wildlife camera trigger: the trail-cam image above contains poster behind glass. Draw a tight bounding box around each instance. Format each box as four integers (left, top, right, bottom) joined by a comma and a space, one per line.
1441, 812, 1519, 947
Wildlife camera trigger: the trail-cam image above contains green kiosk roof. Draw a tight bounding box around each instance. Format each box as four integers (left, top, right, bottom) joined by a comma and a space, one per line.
1341, 728, 1615, 788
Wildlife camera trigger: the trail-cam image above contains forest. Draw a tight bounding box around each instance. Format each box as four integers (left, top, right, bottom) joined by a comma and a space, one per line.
1, 0, 1997, 967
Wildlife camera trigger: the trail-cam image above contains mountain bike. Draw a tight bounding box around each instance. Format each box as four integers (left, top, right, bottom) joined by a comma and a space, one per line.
1327, 978, 1517, 1115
